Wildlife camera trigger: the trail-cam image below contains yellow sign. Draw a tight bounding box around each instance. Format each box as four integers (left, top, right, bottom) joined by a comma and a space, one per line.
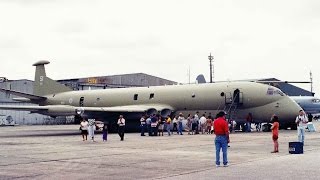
87, 78, 97, 84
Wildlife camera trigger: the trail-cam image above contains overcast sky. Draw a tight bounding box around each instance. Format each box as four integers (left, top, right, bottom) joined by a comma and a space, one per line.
1, 0, 319, 95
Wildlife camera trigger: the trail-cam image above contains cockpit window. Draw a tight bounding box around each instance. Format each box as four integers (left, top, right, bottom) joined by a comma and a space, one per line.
266, 87, 284, 96
274, 90, 284, 96
312, 99, 320, 103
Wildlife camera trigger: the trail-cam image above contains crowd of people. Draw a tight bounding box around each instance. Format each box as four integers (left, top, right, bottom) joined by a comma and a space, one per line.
79, 109, 315, 168
138, 112, 219, 137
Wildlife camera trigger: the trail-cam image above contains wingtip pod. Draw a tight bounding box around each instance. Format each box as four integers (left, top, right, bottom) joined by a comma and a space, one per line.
32, 60, 50, 66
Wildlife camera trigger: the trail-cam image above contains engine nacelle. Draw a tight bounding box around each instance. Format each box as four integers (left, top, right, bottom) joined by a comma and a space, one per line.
146, 108, 157, 116
40, 105, 76, 116
160, 108, 172, 117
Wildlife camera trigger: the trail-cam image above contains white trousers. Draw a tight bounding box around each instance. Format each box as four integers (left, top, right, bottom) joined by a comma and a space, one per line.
88, 125, 95, 140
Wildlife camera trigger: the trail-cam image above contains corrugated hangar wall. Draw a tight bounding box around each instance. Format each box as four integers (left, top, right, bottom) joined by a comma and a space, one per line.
0, 80, 70, 125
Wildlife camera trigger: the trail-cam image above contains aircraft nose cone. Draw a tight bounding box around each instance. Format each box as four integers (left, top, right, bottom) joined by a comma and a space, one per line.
274, 96, 301, 122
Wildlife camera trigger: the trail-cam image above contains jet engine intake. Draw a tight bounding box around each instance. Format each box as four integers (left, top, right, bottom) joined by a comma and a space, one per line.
160, 108, 172, 117
146, 108, 157, 116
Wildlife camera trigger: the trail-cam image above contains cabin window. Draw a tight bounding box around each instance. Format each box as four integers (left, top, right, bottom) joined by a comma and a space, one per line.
149, 93, 154, 99
134, 94, 138, 100
220, 92, 225, 97
192, 93, 196, 98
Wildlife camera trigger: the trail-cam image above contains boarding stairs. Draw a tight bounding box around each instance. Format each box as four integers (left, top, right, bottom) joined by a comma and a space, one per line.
223, 91, 243, 132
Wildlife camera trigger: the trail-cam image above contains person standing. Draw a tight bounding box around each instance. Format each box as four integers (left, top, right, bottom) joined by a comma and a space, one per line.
270, 115, 279, 153
194, 112, 200, 134
117, 115, 126, 141
245, 113, 253, 132
140, 115, 146, 136
158, 116, 165, 136
146, 115, 152, 136
80, 118, 88, 141
178, 113, 184, 135
213, 111, 229, 167
150, 114, 158, 136
102, 122, 108, 142
199, 114, 207, 134
186, 114, 192, 135
206, 116, 213, 134
295, 110, 308, 145
166, 115, 172, 136
87, 118, 96, 142
172, 116, 178, 134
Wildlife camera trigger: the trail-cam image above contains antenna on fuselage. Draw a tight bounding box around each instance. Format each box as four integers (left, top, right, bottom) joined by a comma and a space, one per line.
310, 71, 313, 96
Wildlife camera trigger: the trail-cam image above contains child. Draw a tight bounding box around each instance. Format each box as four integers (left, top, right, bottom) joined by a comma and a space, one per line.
102, 123, 108, 142
271, 115, 279, 153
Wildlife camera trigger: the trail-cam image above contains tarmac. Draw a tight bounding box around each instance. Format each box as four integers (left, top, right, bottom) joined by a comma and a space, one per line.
0, 122, 319, 180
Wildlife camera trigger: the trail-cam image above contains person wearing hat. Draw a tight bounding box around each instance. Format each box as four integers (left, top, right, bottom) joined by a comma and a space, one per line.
213, 111, 230, 167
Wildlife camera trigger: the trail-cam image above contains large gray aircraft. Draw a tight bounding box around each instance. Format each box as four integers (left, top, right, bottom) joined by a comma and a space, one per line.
291, 96, 320, 115
0, 61, 302, 130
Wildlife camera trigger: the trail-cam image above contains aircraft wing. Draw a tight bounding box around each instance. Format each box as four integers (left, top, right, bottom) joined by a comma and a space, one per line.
0, 88, 46, 101
76, 104, 174, 117
0, 104, 174, 116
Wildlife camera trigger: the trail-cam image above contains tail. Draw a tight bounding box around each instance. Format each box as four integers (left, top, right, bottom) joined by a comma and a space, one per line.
33, 60, 72, 96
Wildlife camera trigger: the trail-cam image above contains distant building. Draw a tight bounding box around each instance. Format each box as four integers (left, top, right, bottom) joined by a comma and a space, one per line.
0, 79, 60, 125
0, 74, 177, 125
57, 73, 177, 90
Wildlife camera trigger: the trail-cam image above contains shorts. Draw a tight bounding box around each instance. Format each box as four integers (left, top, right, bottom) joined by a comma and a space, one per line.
272, 134, 278, 141
81, 130, 88, 135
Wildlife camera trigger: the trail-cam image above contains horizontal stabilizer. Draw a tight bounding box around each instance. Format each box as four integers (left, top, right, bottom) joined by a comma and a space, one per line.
0, 105, 49, 111
0, 88, 46, 101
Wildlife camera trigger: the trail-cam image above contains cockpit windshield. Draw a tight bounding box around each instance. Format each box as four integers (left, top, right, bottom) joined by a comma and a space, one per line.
312, 99, 320, 103
266, 87, 285, 96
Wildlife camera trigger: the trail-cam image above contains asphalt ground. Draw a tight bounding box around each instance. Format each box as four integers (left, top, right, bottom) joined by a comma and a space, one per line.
0, 122, 319, 180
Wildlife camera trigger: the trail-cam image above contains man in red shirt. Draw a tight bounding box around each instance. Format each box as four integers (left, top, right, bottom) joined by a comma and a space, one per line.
214, 111, 230, 167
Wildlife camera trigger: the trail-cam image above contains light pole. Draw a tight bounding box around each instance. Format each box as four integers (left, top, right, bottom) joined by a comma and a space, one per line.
208, 52, 214, 83
310, 71, 313, 96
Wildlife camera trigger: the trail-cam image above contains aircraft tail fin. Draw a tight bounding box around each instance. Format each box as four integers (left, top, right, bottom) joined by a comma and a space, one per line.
33, 61, 72, 96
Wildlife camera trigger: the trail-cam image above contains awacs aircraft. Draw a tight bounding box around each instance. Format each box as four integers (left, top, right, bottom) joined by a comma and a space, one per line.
0, 61, 302, 131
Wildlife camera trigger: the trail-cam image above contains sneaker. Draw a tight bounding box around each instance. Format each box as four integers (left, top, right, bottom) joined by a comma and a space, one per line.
223, 164, 229, 167
216, 165, 220, 167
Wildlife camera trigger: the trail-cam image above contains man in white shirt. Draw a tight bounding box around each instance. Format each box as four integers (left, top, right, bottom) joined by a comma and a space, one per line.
87, 118, 96, 142
295, 110, 308, 145
117, 115, 126, 141
199, 114, 207, 134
